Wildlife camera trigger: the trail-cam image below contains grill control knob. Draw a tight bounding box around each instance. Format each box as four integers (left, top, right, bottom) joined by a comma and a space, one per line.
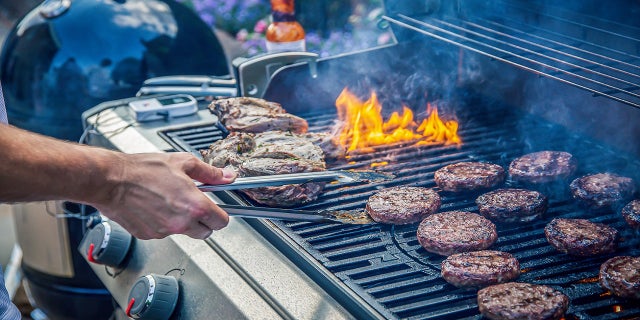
78, 219, 133, 267
125, 274, 179, 320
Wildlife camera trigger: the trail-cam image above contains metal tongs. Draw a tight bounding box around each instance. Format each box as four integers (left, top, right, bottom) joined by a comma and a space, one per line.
196, 170, 394, 192
218, 204, 375, 225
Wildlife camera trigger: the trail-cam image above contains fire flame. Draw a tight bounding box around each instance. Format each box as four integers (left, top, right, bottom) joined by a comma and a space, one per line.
335, 88, 461, 153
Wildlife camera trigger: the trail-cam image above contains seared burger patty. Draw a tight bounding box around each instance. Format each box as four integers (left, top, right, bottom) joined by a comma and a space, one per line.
622, 199, 640, 229
599, 256, 640, 299
434, 162, 505, 192
570, 173, 636, 209
508, 151, 577, 184
417, 211, 497, 256
477, 282, 569, 320
366, 187, 441, 224
441, 250, 520, 288
544, 218, 618, 256
476, 188, 548, 223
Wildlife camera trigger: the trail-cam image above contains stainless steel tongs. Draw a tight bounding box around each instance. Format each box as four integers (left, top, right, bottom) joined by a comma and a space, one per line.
218, 204, 375, 225
196, 170, 394, 192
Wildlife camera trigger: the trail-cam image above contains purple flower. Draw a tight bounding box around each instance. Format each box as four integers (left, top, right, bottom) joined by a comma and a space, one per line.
254, 20, 268, 33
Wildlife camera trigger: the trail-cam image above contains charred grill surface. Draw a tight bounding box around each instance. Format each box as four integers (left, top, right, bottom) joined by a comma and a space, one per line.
163, 106, 640, 319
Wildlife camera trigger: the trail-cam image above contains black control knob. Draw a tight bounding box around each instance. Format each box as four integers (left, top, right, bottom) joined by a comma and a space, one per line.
125, 274, 179, 320
78, 219, 133, 267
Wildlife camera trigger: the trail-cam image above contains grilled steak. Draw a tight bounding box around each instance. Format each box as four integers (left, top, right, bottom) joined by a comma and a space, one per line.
434, 161, 505, 192
417, 211, 497, 256
622, 199, 640, 229
476, 188, 548, 223
200, 132, 256, 168
477, 282, 569, 320
365, 186, 441, 224
544, 218, 618, 256
599, 256, 640, 299
508, 151, 577, 184
210, 97, 309, 133
200, 131, 327, 207
570, 173, 636, 210
441, 250, 520, 288
298, 132, 346, 160
251, 131, 325, 163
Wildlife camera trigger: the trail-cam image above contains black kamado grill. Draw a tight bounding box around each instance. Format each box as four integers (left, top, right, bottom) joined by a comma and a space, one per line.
155, 0, 640, 319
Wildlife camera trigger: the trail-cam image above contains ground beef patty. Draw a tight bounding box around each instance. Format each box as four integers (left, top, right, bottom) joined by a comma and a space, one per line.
434, 162, 505, 192
477, 282, 569, 320
366, 186, 441, 224
622, 199, 640, 230
476, 188, 548, 223
417, 211, 497, 256
441, 250, 520, 288
599, 256, 640, 299
544, 218, 618, 256
508, 151, 577, 184
570, 173, 636, 210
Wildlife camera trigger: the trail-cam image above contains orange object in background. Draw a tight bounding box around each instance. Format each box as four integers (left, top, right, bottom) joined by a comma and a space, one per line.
266, 0, 306, 52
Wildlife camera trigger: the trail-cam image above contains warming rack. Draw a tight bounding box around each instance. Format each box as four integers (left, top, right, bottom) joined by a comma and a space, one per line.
382, 3, 640, 109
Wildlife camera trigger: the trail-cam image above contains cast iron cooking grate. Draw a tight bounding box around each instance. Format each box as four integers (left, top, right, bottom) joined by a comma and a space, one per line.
160, 107, 640, 319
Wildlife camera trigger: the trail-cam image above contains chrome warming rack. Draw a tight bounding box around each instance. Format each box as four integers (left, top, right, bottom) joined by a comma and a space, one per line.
382, 2, 640, 109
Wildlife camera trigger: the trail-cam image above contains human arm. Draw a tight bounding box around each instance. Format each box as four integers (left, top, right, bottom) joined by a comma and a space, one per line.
0, 123, 236, 239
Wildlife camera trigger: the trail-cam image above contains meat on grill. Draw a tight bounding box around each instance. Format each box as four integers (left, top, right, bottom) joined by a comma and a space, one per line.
298, 132, 346, 161
569, 173, 636, 210
508, 151, 577, 184
544, 218, 618, 256
365, 186, 441, 224
200, 132, 256, 168
622, 199, 640, 230
417, 211, 497, 256
434, 161, 505, 192
209, 97, 309, 133
477, 282, 569, 320
200, 131, 327, 207
441, 250, 520, 288
476, 188, 548, 223
599, 256, 640, 299
250, 131, 325, 163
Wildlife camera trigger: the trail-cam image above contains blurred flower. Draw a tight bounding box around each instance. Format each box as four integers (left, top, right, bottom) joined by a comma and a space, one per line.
254, 19, 268, 33
236, 29, 249, 42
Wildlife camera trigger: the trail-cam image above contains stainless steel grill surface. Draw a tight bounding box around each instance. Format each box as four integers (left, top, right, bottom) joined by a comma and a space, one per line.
162, 104, 640, 319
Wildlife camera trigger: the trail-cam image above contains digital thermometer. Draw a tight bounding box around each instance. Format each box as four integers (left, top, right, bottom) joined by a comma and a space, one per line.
128, 94, 198, 122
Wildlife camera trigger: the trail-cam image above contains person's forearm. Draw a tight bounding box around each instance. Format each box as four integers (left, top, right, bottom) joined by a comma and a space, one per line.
0, 123, 120, 204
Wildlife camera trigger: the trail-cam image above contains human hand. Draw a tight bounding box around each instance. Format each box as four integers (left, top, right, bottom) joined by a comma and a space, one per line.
93, 152, 236, 240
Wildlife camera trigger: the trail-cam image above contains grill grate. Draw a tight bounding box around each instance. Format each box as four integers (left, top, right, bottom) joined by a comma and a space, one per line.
161, 108, 640, 319
383, 2, 640, 110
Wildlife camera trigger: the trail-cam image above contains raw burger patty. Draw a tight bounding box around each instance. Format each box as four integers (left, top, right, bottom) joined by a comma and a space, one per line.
434, 162, 505, 192
508, 151, 577, 184
599, 256, 640, 299
544, 218, 618, 256
622, 199, 640, 229
441, 250, 520, 288
366, 186, 441, 224
417, 211, 497, 256
476, 188, 548, 223
477, 282, 569, 320
570, 173, 636, 209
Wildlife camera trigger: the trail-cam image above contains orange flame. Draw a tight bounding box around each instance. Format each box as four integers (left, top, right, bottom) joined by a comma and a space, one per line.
335, 88, 461, 152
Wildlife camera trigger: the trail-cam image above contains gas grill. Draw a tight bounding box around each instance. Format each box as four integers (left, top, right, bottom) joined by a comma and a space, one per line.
82, 1, 640, 319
